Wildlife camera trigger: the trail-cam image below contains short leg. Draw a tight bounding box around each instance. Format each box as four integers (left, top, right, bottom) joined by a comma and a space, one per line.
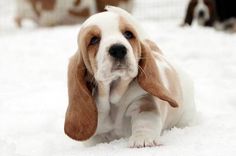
126, 95, 162, 148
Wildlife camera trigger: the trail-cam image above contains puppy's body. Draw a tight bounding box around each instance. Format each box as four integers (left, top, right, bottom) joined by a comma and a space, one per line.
65, 6, 196, 148
86, 59, 195, 146
15, 0, 133, 27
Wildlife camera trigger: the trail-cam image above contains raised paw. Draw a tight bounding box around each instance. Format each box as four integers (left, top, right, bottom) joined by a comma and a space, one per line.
128, 134, 160, 148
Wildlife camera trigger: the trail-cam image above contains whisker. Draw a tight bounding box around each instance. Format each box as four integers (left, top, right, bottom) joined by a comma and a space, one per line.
138, 65, 147, 78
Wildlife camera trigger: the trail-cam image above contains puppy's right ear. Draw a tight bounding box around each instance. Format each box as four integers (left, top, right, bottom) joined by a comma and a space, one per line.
137, 42, 179, 108
64, 52, 97, 141
183, 1, 195, 26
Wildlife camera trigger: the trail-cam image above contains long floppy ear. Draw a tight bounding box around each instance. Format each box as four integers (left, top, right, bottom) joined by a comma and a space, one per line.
205, 0, 217, 27
137, 42, 179, 108
64, 52, 97, 141
182, 1, 194, 26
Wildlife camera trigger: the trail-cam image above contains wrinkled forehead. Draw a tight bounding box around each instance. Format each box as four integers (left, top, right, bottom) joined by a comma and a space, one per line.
81, 12, 120, 34
79, 10, 148, 41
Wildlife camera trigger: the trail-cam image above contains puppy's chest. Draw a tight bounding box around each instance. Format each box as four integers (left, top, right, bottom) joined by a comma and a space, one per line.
109, 104, 132, 137
95, 81, 147, 138
96, 96, 132, 138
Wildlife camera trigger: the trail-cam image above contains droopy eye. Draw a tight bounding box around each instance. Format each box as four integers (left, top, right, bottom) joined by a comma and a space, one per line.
123, 31, 134, 39
89, 36, 100, 45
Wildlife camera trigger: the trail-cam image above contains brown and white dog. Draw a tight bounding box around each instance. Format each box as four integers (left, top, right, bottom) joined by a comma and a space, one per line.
182, 0, 236, 32
182, 0, 216, 27
64, 6, 196, 148
15, 0, 133, 27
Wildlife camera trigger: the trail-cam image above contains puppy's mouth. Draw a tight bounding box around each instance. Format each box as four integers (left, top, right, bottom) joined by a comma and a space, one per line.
111, 61, 128, 72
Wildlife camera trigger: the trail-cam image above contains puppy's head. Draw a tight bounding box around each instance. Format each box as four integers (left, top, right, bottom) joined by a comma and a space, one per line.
189, 0, 216, 26
64, 6, 179, 142
78, 9, 140, 83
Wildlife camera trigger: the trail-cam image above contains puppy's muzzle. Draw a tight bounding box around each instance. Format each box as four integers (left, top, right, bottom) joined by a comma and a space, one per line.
198, 10, 205, 18
109, 44, 127, 60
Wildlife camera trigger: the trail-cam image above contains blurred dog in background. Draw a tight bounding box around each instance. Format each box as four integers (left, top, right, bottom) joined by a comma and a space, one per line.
182, 0, 236, 32
15, 0, 134, 27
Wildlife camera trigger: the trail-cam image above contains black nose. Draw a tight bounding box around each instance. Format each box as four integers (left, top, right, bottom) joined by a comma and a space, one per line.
198, 10, 205, 18
109, 44, 127, 60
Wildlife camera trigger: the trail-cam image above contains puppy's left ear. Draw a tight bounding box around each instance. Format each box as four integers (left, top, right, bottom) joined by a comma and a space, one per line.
64, 52, 97, 141
137, 41, 179, 108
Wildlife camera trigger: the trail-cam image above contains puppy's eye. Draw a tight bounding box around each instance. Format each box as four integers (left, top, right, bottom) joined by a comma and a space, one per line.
89, 36, 100, 45
123, 31, 134, 39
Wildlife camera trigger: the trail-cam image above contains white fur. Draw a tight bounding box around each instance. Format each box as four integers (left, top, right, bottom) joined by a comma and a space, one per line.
80, 7, 196, 147
194, 0, 210, 25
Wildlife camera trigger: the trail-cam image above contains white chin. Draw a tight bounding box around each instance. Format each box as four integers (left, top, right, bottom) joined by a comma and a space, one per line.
95, 68, 137, 82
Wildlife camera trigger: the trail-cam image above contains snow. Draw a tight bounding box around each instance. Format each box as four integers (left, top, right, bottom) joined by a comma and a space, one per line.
1, 0, 236, 156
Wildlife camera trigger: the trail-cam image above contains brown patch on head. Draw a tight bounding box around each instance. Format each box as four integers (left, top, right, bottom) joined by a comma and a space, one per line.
79, 25, 101, 74
119, 16, 141, 59
96, 0, 130, 12
28, 0, 56, 17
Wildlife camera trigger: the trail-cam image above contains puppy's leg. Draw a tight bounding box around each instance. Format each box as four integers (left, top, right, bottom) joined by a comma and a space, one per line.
126, 95, 162, 148
96, 82, 113, 134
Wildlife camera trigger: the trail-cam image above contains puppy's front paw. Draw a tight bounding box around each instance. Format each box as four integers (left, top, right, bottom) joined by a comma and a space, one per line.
128, 134, 159, 148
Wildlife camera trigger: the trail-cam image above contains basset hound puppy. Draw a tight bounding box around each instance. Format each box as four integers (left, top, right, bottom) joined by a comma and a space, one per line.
64, 6, 196, 148
182, 0, 236, 32
15, 0, 133, 27
182, 0, 216, 27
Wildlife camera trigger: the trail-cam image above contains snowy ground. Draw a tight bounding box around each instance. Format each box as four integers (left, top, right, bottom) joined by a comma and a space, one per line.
1, 1, 236, 156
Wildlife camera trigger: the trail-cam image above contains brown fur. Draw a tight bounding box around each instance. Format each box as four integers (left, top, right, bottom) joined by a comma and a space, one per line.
137, 42, 179, 108
28, 0, 56, 17
119, 16, 141, 59
183, 0, 216, 26
65, 16, 179, 141
69, 0, 130, 19
64, 53, 97, 141
74, 0, 81, 6
119, 16, 179, 108
69, 0, 90, 18
69, 8, 90, 18
139, 95, 157, 113
64, 26, 101, 141
79, 25, 101, 73
145, 45, 182, 106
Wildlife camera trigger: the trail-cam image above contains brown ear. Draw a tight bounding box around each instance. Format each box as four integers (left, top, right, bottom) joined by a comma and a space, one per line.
64, 52, 97, 141
137, 42, 179, 108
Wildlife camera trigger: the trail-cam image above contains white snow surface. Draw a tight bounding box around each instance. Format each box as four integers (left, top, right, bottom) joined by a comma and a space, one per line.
1, 1, 236, 156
